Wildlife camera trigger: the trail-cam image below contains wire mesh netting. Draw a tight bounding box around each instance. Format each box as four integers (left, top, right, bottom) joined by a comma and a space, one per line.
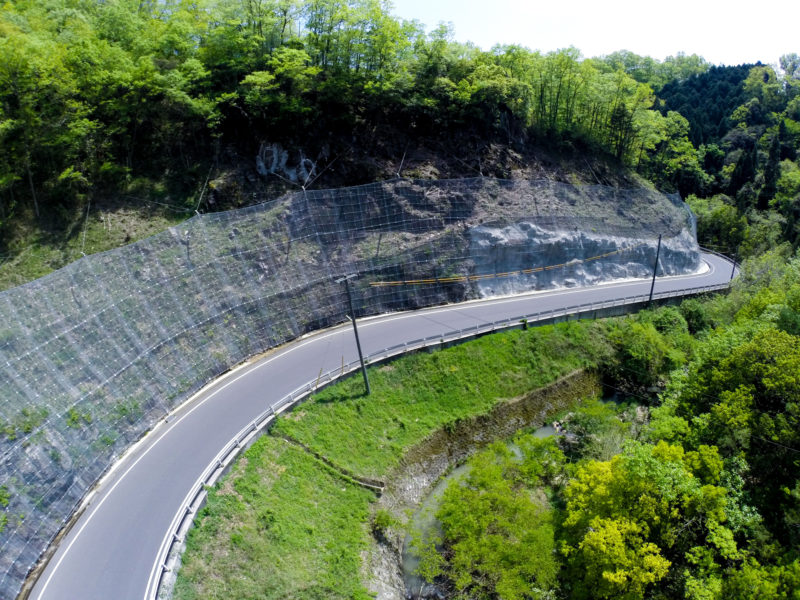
0, 178, 699, 596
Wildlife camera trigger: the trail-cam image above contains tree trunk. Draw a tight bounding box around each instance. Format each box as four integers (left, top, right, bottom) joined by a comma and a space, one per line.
26, 161, 39, 218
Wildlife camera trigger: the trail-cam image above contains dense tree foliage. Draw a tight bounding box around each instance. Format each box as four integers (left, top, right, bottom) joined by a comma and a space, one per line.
415, 437, 563, 599
597, 50, 709, 92
653, 59, 800, 254
657, 64, 756, 147
561, 440, 731, 600
4, 1, 783, 246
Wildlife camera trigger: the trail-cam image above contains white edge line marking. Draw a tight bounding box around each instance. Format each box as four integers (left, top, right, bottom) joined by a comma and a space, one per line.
35, 253, 727, 599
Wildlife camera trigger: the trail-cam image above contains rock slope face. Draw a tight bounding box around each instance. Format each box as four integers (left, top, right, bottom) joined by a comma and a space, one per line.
0, 178, 697, 596
469, 223, 699, 296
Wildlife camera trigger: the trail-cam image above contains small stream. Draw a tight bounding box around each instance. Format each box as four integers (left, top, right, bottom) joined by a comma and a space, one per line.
401, 425, 556, 598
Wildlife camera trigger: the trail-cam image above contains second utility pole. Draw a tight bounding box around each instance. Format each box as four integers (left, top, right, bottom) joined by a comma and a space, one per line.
337, 274, 371, 396
648, 234, 662, 305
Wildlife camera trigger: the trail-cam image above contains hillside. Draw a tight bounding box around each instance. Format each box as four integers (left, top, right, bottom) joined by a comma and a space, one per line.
1, 2, 799, 599
2, 2, 797, 292
0, 1, 727, 291
0, 133, 643, 291
2, 2, 798, 294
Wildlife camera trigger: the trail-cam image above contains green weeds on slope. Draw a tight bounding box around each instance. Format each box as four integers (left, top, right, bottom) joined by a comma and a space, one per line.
173, 435, 374, 600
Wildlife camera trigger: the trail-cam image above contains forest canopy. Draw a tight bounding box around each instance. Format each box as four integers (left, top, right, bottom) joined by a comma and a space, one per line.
412, 252, 800, 600
0, 0, 748, 231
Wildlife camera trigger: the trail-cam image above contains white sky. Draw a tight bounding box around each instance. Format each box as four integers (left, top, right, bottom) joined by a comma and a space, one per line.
389, 0, 796, 66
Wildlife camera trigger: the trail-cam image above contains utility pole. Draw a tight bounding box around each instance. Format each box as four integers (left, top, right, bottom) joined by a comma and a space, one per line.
336, 274, 371, 396
648, 234, 662, 305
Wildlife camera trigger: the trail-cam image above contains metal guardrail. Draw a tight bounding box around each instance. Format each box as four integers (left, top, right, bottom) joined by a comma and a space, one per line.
150, 277, 732, 599
698, 246, 732, 261
699, 246, 740, 275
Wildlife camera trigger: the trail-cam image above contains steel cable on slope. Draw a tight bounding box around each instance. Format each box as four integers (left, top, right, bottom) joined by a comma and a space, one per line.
369, 241, 651, 287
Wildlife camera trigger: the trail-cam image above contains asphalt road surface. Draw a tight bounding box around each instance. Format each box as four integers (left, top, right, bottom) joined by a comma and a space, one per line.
28, 252, 734, 600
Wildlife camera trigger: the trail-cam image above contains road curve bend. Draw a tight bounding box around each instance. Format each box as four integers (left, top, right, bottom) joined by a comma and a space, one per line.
27, 253, 734, 600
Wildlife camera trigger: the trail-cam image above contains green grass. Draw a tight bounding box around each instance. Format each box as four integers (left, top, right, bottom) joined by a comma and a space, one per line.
173, 435, 375, 600
274, 321, 612, 479
0, 189, 190, 291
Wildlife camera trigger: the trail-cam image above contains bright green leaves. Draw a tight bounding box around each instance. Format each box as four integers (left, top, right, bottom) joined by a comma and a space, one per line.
561, 440, 735, 599
692, 328, 800, 462
722, 557, 800, 600
0, 0, 222, 216
242, 70, 279, 106
267, 47, 320, 92
651, 270, 800, 547
569, 517, 670, 600
241, 47, 320, 129
651, 111, 710, 195
557, 397, 632, 461
687, 194, 750, 259
0, 9, 92, 212
714, 329, 800, 412
743, 66, 784, 115
410, 533, 445, 585
458, 63, 533, 137
606, 310, 690, 396
683, 445, 724, 484
416, 436, 563, 600
611, 320, 673, 387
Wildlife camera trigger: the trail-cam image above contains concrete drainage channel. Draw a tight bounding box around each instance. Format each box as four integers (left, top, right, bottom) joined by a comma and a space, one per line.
151, 281, 732, 600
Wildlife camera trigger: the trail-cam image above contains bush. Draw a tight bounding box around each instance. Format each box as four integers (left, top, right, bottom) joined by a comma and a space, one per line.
371, 509, 397, 537
607, 320, 679, 395
558, 399, 631, 461
648, 306, 688, 336
416, 436, 560, 599
680, 298, 713, 333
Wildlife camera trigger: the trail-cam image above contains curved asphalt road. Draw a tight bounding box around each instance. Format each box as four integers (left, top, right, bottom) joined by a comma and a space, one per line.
28, 253, 734, 600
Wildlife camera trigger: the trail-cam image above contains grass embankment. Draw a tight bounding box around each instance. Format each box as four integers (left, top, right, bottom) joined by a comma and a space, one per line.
173, 436, 374, 600
174, 321, 611, 599
273, 322, 611, 478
